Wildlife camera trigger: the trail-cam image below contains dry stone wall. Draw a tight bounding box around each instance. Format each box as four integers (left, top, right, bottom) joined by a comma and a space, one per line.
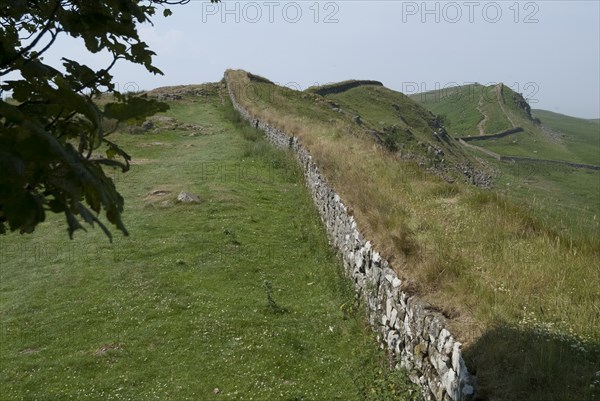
225, 75, 477, 401
310, 80, 384, 96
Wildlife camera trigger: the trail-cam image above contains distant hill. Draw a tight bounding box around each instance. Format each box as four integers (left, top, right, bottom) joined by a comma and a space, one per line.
410, 84, 600, 165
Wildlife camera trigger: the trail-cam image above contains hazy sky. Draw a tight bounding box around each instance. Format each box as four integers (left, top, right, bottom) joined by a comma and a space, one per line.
7, 1, 600, 118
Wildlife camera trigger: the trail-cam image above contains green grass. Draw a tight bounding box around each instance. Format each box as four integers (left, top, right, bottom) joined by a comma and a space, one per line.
411, 84, 599, 165
228, 70, 600, 401
411, 83, 599, 241
323, 85, 435, 135
488, 156, 600, 239
532, 109, 600, 165
0, 88, 419, 401
410, 84, 516, 136
409, 84, 486, 136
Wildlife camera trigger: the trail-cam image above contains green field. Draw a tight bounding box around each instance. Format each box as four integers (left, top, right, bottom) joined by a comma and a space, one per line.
0, 87, 418, 400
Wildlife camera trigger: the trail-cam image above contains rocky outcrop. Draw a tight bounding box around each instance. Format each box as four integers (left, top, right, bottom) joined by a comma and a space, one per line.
511, 91, 534, 121
225, 73, 477, 401
177, 191, 201, 203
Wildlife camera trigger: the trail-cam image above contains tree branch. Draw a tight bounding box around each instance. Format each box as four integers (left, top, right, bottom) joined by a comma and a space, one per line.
0, 0, 61, 71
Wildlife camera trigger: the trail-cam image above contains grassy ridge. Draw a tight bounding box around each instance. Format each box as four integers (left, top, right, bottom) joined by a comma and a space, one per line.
411, 84, 594, 164
323, 85, 436, 135
227, 70, 600, 400
0, 87, 419, 400
320, 84, 492, 186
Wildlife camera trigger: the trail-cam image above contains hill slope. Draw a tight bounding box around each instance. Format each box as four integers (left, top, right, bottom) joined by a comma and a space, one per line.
532, 109, 600, 165
411, 83, 599, 165
306, 81, 494, 187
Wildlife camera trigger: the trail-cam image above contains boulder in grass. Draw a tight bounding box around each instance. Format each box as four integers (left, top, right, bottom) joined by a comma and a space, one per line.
141, 120, 154, 131
177, 191, 200, 203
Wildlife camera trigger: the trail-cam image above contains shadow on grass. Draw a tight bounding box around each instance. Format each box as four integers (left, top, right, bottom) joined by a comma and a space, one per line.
463, 324, 600, 401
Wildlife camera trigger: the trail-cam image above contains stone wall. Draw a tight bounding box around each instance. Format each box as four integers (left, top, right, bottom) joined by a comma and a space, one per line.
224, 74, 477, 401
310, 80, 384, 96
459, 127, 524, 141
458, 139, 600, 171
500, 156, 600, 171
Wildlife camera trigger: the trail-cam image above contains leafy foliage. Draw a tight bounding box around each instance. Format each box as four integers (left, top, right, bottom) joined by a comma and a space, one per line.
0, 0, 218, 240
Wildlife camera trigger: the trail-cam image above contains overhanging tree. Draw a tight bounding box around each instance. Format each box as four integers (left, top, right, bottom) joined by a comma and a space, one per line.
0, 0, 218, 240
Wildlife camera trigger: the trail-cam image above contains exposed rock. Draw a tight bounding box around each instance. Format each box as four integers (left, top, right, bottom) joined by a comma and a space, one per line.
177, 191, 200, 203
512, 91, 533, 120
141, 120, 154, 131
158, 94, 182, 101
146, 83, 224, 101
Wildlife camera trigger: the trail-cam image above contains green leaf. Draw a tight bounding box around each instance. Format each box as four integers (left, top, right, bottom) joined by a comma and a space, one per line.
0, 0, 188, 240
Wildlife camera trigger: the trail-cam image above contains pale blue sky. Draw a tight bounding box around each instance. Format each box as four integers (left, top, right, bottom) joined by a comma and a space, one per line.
15, 1, 600, 118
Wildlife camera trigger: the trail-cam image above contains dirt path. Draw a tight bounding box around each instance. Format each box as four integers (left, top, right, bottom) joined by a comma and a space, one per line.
476, 95, 488, 135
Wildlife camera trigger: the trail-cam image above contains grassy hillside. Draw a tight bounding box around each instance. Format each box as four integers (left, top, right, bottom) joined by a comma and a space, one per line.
313, 83, 492, 187
532, 109, 600, 165
409, 84, 514, 137
411, 84, 596, 164
0, 85, 418, 400
227, 69, 600, 401
410, 84, 600, 240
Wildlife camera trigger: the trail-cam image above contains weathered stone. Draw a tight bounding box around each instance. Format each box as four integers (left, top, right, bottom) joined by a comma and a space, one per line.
443, 336, 455, 356
390, 308, 398, 328
428, 318, 443, 343
141, 120, 154, 131
387, 330, 399, 349
437, 329, 452, 353
442, 368, 458, 398
177, 191, 201, 203
354, 249, 364, 271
